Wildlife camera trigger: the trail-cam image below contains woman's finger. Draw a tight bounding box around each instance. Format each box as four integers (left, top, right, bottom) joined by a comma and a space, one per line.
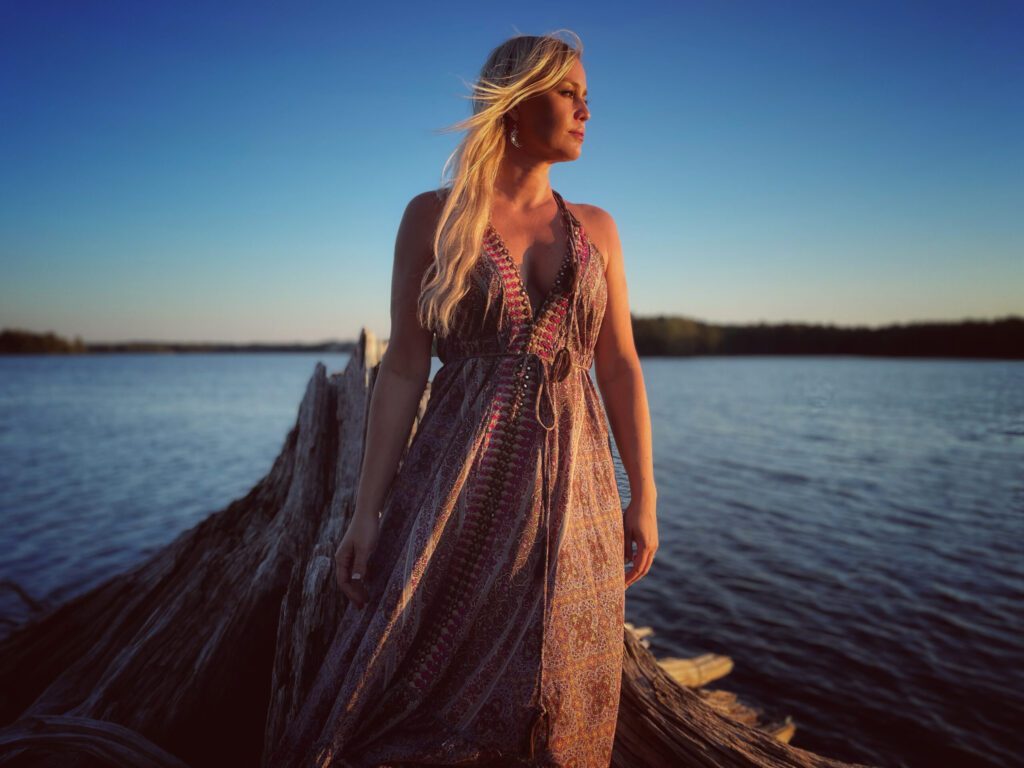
335, 544, 352, 593
637, 548, 655, 581
626, 542, 655, 586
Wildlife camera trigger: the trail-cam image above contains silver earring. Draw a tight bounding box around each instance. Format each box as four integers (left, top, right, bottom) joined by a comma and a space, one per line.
510, 123, 521, 148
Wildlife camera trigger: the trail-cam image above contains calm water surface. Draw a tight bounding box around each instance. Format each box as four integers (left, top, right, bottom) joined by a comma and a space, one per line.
0, 353, 1020, 768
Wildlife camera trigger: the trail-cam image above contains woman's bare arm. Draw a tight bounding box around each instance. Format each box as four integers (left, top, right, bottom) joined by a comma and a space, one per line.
587, 207, 659, 587
351, 191, 440, 523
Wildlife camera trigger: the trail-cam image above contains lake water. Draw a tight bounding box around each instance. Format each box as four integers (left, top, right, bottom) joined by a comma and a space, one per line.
0, 353, 1020, 768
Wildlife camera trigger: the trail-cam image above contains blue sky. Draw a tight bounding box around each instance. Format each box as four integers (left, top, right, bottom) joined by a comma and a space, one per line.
2, 1, 1021, 343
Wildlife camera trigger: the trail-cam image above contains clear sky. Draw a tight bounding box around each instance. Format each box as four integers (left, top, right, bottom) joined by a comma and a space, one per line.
2, 1, 1021, 343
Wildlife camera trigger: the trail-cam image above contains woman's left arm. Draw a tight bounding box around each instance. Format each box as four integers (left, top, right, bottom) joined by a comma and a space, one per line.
587, 207, 659, 588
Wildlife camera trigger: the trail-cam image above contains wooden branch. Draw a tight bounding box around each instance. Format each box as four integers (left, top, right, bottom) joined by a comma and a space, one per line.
614, 626, 873, 767
0, 327, 876, 768
0, 714, 191, 768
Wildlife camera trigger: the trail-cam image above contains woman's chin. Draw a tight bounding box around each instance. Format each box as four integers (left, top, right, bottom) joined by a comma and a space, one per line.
561, 143, 584, 161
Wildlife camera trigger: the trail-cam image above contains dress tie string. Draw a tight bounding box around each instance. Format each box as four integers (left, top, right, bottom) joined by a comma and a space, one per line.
443, 347, 589, 433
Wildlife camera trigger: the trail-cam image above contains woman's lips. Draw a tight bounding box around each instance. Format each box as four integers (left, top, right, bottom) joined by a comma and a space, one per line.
569, 131, 585, 141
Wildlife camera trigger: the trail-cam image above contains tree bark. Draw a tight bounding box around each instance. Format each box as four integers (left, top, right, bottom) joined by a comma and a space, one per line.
0, 328, 875, 768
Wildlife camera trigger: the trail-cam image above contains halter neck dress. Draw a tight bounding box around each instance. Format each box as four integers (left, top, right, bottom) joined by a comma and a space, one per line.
270, 189, 625, 767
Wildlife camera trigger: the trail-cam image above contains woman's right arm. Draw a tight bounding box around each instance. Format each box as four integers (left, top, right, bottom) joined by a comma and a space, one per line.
335, 190, 441, 608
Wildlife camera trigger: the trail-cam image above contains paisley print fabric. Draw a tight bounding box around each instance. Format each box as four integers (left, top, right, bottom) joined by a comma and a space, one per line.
270, 189, 624, 767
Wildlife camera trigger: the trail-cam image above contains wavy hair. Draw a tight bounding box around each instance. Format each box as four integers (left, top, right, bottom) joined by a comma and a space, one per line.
417, 29, 584, 338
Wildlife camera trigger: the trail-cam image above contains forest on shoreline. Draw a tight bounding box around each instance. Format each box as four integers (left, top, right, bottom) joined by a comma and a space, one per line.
2, 315, 1022, 359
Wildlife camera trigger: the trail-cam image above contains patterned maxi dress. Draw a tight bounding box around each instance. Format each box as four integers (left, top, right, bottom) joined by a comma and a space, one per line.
270, 190, 625, 767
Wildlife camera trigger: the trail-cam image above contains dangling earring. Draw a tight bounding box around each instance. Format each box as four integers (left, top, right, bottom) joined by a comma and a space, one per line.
510, 123, 522, 148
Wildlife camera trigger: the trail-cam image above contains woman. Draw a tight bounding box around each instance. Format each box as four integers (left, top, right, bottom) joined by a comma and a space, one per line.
270, 30, 658, 767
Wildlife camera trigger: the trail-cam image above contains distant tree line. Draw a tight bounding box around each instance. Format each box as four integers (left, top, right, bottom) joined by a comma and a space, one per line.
0, 328, 354, 355
631, 315, 1023, 359
0, 328, 87, 354
3, 315, 1021, 359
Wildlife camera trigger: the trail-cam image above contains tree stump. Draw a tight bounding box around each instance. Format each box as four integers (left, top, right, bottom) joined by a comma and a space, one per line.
0, 328, 875, 767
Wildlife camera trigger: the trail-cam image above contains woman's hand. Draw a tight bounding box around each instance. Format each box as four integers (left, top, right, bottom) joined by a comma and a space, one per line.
334, 511, 381, 609
623, 493, 658, 588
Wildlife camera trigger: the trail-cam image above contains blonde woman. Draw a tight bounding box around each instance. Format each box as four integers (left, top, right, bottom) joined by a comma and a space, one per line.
270, 30, 657, 767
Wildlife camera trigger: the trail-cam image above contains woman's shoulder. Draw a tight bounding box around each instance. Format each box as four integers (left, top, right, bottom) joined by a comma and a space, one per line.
561, 198, 618, 266
395, 190, 450, 273
399, 188, 450, 242
564, 199, 614, 228
405, 187, 450, 215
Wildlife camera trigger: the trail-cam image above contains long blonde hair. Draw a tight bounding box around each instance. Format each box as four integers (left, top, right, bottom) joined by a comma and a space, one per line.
417, 29, 584, 338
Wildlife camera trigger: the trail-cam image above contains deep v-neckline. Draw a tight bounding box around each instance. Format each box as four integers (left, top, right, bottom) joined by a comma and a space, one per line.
487, 189, 577, 323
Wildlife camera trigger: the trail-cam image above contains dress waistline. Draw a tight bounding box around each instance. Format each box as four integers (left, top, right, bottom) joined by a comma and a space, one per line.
441, 347, 591, 431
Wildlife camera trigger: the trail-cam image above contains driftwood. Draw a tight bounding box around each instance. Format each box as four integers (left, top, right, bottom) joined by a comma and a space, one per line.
0, 327, 875, 768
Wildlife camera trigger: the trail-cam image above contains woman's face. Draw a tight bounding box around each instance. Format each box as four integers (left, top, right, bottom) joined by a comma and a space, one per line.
509, 58, 590, 162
